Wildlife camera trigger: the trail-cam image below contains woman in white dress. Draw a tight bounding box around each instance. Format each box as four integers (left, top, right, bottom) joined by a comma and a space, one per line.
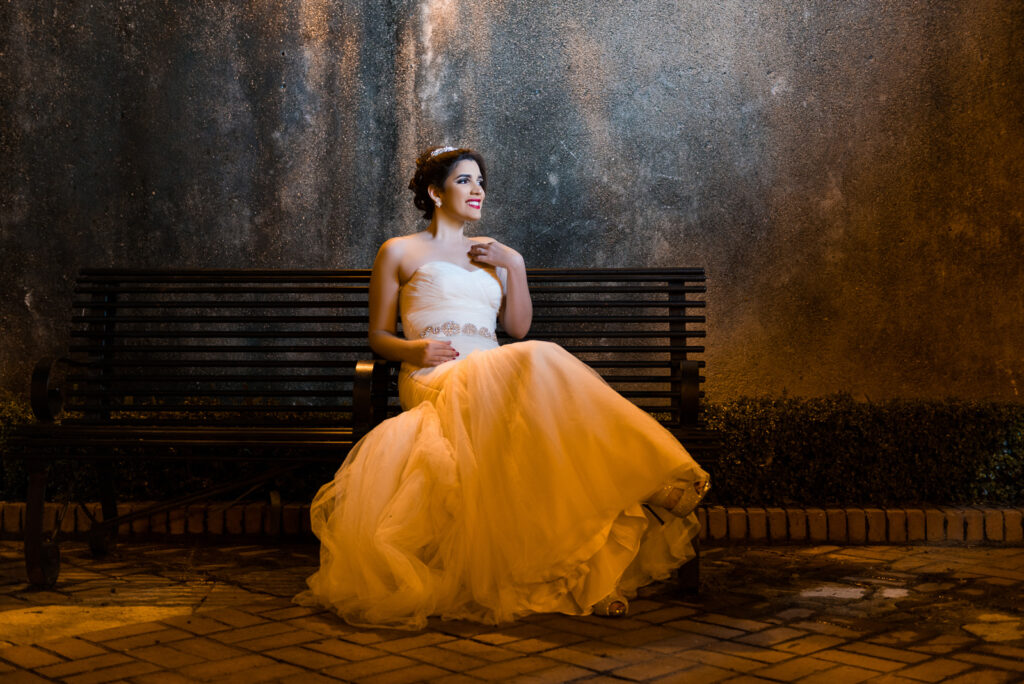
297, 146, 710, 630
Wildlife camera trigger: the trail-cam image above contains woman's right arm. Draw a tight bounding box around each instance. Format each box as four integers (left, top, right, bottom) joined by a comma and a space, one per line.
367, 240, 458, 366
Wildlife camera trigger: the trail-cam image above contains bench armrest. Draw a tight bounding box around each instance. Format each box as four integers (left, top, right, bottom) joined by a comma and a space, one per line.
30, 357, 69, 423
353, 358, 393, 437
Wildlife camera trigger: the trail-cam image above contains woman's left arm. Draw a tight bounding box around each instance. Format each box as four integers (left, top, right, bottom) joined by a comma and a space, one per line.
469, 240, 532, 338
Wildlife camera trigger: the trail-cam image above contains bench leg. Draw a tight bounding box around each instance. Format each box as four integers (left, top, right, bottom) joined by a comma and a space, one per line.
677, 537, 701, 595
89, 462, 119, 557
24, 461, 61, 588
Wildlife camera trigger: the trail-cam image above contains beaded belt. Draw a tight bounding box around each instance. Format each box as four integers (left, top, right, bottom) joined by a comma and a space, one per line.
419, 321, 497, 341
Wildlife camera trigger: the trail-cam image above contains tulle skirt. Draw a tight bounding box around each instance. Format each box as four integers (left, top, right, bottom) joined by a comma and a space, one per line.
296, 340, 707, 630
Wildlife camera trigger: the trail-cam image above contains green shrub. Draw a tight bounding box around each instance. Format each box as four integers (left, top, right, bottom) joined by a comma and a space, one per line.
704, 395, 1024, 506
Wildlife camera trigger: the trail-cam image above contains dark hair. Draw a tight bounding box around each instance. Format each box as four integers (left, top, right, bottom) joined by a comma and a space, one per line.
408, 146, 487, 220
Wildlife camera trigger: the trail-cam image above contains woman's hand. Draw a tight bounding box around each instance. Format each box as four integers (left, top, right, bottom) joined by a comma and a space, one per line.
412, 339, 460, 367
468, 240, 524, 270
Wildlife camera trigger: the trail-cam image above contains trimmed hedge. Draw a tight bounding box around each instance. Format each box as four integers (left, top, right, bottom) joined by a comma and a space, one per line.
704, 395, 1024, 506
2, 390, 1022, 506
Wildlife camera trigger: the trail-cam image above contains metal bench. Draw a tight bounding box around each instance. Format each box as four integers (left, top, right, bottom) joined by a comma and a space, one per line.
11, 266, 716, 590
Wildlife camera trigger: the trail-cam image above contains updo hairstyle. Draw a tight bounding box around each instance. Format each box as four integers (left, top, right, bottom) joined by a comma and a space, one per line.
408, 146, 487, 220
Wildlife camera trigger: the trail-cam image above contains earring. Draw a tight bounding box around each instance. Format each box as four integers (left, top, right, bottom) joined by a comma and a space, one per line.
435, 200, 442, 208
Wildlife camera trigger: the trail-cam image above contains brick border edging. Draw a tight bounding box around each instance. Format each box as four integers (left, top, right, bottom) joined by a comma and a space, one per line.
697, 505, 1024, 545
0, 502, 1022, 545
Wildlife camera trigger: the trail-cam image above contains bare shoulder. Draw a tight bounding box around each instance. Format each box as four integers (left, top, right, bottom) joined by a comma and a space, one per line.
470, 235, 496, 244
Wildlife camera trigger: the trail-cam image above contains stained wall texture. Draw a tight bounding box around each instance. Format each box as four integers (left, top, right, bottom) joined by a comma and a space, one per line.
1, 0, 1022, 401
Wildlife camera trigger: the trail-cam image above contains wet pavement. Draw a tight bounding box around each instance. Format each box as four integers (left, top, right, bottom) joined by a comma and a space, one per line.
0, 541, 1022, 682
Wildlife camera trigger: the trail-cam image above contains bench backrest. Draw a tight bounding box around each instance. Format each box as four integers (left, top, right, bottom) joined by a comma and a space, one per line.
57, 268, 706, 429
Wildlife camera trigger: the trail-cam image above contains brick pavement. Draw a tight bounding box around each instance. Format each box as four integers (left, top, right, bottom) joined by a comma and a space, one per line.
1, 542, 1022, 683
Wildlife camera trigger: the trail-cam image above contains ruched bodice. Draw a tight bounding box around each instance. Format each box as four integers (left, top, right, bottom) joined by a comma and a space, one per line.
400, 261, 504, 358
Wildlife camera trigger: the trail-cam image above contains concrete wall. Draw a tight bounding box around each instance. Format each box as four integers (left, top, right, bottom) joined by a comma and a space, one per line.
2, 0, 1022, 401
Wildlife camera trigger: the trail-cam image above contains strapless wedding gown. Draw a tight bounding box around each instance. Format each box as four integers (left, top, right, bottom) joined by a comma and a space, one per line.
296, 261, 709, 630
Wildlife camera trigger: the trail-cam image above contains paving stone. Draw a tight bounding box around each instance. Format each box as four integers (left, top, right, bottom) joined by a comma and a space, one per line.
636, 605, 698, 624
965, 508, 985, 542
806, 508, 828, 542
905, 509, 926, 542
727, 507, 747, 540
772, 634, 846, 655
130, 644, 206, 668
747, 508, 768, 541
193, 606, 267, 628
63, 659, 162, 683
104, 627, 192, 651
278, 673, 348, 684
165, 636, 247, 661
924, 509, 945, 542
705, 640, 791, 664
798, 664, 877, 683
953, 652, 1024, 672
159, 614, 231, 635
737, 626, 807, 647
211, 622, 293, 645
438, 639, 520, 663
79, 621, 166, 643
244, 503, 265, 535
185, 505, 205, 535
847, 509, 866, 544
983, 508, 1005, 541
651, 663, 733, 683
840, 642, 929, 664
361, 663, 452, 684
865, 508, 886, 542
322, 654, 417, 680
885, 509, 907, 543
35, 653, 134, 679
234, 627, 323, 651
895, 657, 974, 681
787, 509, 808, 541
1004, 509, 1023, 543
178, 653, 277, 680
544, 645, 628, 671
404, 644, 489, 671
665, 619, 744, 640
675, 648, 763, 673
132, 672, 204, 684
0, 645, 66, 669
696, 613, 772, 633
2, 503, 24, 534
751, 656, 834, 681
612, 654, 695, 681
943, 670, 1016, 684
33, 637, 107, 660
826, 508, 848, 543
507, 663, 593, 683
467, 656, 559, 680
264, 644, 348, 669
766, 508, 787, 541
707, 507, 728, 541
374, 631, 456, 653
813, 648, 904, 672
604, 625, 679, 647
643, 632, 717, 655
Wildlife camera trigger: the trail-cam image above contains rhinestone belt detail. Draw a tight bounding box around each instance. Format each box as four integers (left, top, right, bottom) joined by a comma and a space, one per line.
419, 321, 497, 341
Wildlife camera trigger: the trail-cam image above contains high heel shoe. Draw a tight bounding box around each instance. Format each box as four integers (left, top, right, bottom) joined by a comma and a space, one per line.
592, 592, 628, 618
646, 477, 711, 518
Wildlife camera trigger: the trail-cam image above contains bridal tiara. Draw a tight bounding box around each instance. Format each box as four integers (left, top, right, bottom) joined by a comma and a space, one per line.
430, 146, 457, 157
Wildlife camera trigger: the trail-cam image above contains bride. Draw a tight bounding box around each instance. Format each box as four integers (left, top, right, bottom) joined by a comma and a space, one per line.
296, 145, 709, 630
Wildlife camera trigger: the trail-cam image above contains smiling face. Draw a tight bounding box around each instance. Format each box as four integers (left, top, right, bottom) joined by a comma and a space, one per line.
433, 159, 485, 222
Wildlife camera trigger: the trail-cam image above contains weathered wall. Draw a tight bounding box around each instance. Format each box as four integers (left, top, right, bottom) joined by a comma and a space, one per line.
2, 0, 1022, 401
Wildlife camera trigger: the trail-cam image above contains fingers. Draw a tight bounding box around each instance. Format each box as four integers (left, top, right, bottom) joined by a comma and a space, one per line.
422, 339, 459, 366
469, 241, 499, 264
